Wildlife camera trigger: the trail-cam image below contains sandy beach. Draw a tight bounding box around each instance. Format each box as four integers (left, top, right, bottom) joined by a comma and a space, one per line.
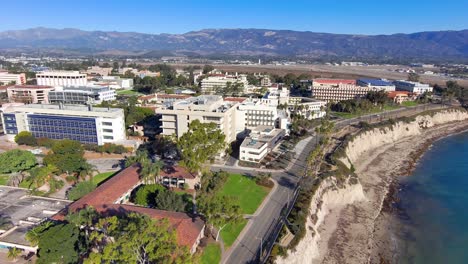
315, 121, 468, 264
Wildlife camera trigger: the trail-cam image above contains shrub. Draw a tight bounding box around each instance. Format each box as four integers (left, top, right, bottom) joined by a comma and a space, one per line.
15, 131, 37, 146
67, 181, 96, 201
36, 137, 56, 148
132, 184, 165, 207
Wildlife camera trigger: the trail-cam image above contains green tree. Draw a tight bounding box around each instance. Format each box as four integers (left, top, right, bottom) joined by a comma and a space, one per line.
25, 221, 54, 247
0, 149, 37, 173
67, 181, 96, 200
36, 223, 85, 264
43, 139, 89, 175
154, 189, 187, 212
202, 64, 214, 74
86, 213, 191, 264
132, 184, 165, 207
14, 131, 37, 146
407, 72, 420, 82
7, 247, 22, 261
26, 164, 58, 188
177, 120, 226, 173
198, 195, 241, 241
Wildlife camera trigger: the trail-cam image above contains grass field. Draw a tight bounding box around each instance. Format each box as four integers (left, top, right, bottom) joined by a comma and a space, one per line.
220, 219, 248, 247
217, 174, 269, 215
93, 171, 117, 185
332, 104, 402, 119
0, 175, 10, 186
201, 243, 222, 264
116, 89, 143, 96
402, 101, 419, 107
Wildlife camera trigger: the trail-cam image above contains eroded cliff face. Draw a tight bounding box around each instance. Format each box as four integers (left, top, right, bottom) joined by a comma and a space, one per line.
276, 109, 468, 264
276, 178, 365, 264
345, 110, 468, 165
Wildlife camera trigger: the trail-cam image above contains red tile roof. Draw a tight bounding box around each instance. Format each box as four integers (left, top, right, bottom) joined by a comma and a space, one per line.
224, 97, 247, 103
387, 91, 412, 98
52, 164, 204, 248
161, 166, 197, 179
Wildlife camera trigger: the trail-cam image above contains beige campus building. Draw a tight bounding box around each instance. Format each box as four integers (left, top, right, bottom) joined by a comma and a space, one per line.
311, 83, 373, 102
157, 95, 242, 143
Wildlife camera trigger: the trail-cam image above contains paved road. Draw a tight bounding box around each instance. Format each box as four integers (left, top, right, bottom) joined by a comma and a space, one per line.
220, 103, 448, 264
220, 133, 317, 264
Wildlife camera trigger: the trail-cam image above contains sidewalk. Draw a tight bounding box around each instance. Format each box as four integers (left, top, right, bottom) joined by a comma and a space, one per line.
221, 178, 279, 264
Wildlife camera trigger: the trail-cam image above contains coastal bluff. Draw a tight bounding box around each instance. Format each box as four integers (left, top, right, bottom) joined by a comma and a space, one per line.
343, 109, 468, 166
276, 108, 468, 264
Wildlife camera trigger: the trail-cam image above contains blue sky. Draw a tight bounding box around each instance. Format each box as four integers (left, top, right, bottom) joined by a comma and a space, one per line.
1, 0, 467, 35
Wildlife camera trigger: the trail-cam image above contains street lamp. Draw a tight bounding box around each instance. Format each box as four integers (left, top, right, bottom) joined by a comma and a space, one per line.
255, 236, 263, 261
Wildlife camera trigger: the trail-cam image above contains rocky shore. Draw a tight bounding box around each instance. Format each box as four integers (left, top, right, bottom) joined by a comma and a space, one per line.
276, 109, 468, 264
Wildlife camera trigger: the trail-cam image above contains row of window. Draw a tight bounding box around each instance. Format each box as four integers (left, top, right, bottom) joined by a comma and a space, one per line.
31, 131, 98, 144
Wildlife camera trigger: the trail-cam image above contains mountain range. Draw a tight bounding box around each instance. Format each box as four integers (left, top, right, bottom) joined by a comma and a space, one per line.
0, 27, 467, 62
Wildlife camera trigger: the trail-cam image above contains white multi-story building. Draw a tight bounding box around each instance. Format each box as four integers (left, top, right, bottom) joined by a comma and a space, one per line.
237, 99, 279, 130
356, 79, 396, 92
0, 71, 26, 85
1, 104, 125, 145
47, 86, 116, 105
287, 97, 326, 119
239, 126, 285, 163
100, 76, 134, 89
36, 71, 87, 87
200, 74, 249, 94
157, 95, 241, 143
393, 80, 433, 94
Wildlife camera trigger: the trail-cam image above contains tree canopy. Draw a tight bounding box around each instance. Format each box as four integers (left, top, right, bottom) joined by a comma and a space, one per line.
15, 131, 37, 146
85, 212, 191, 264
43, 139, 90, 175
0, 149, 37, 173
35, 223, 85, 264
177, 120, 226, 172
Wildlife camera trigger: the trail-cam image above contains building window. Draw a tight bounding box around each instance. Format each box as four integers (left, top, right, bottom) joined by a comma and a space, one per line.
104, 136, 114, 140
103, 129, 113, 133
102, 122, 112, 126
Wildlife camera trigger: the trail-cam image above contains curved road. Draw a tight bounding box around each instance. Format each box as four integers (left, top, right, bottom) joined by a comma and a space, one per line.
218, 103, 447, 264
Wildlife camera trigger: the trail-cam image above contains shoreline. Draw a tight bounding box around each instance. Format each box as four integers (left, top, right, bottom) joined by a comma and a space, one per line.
316, 121, 468, 264
370, 124, 468, 263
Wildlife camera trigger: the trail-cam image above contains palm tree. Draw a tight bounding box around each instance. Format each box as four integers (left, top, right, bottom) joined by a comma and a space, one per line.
25, 221, 54, 247
152, 160, 165, 184
7, 247, 22, 261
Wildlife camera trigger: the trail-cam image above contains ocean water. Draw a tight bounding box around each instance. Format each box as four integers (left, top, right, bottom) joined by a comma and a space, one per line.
395, 131, 468, 264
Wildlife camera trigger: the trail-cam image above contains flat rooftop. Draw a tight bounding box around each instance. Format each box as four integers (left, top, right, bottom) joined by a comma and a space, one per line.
0, 187, 70, 226
241, 127, 284, 149
0, 187, 71, 248
3, 103, 123, 115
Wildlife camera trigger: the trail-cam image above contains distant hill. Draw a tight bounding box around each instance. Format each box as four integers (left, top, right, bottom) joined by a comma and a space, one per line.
0, 27, 467, 62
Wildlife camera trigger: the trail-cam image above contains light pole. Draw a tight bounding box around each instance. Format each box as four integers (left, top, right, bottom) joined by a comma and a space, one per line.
255, 236, 263, 261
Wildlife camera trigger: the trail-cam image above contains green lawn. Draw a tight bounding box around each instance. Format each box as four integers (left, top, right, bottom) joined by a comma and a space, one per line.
217, 174, 269, 214
401, 101, 419, 107
332, 104, 402, 119
93, 171, 117, 185
0, 175, 10, 186
116, 89, 143, 96
220, 219, 248, 247
201, 243, 222, 264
